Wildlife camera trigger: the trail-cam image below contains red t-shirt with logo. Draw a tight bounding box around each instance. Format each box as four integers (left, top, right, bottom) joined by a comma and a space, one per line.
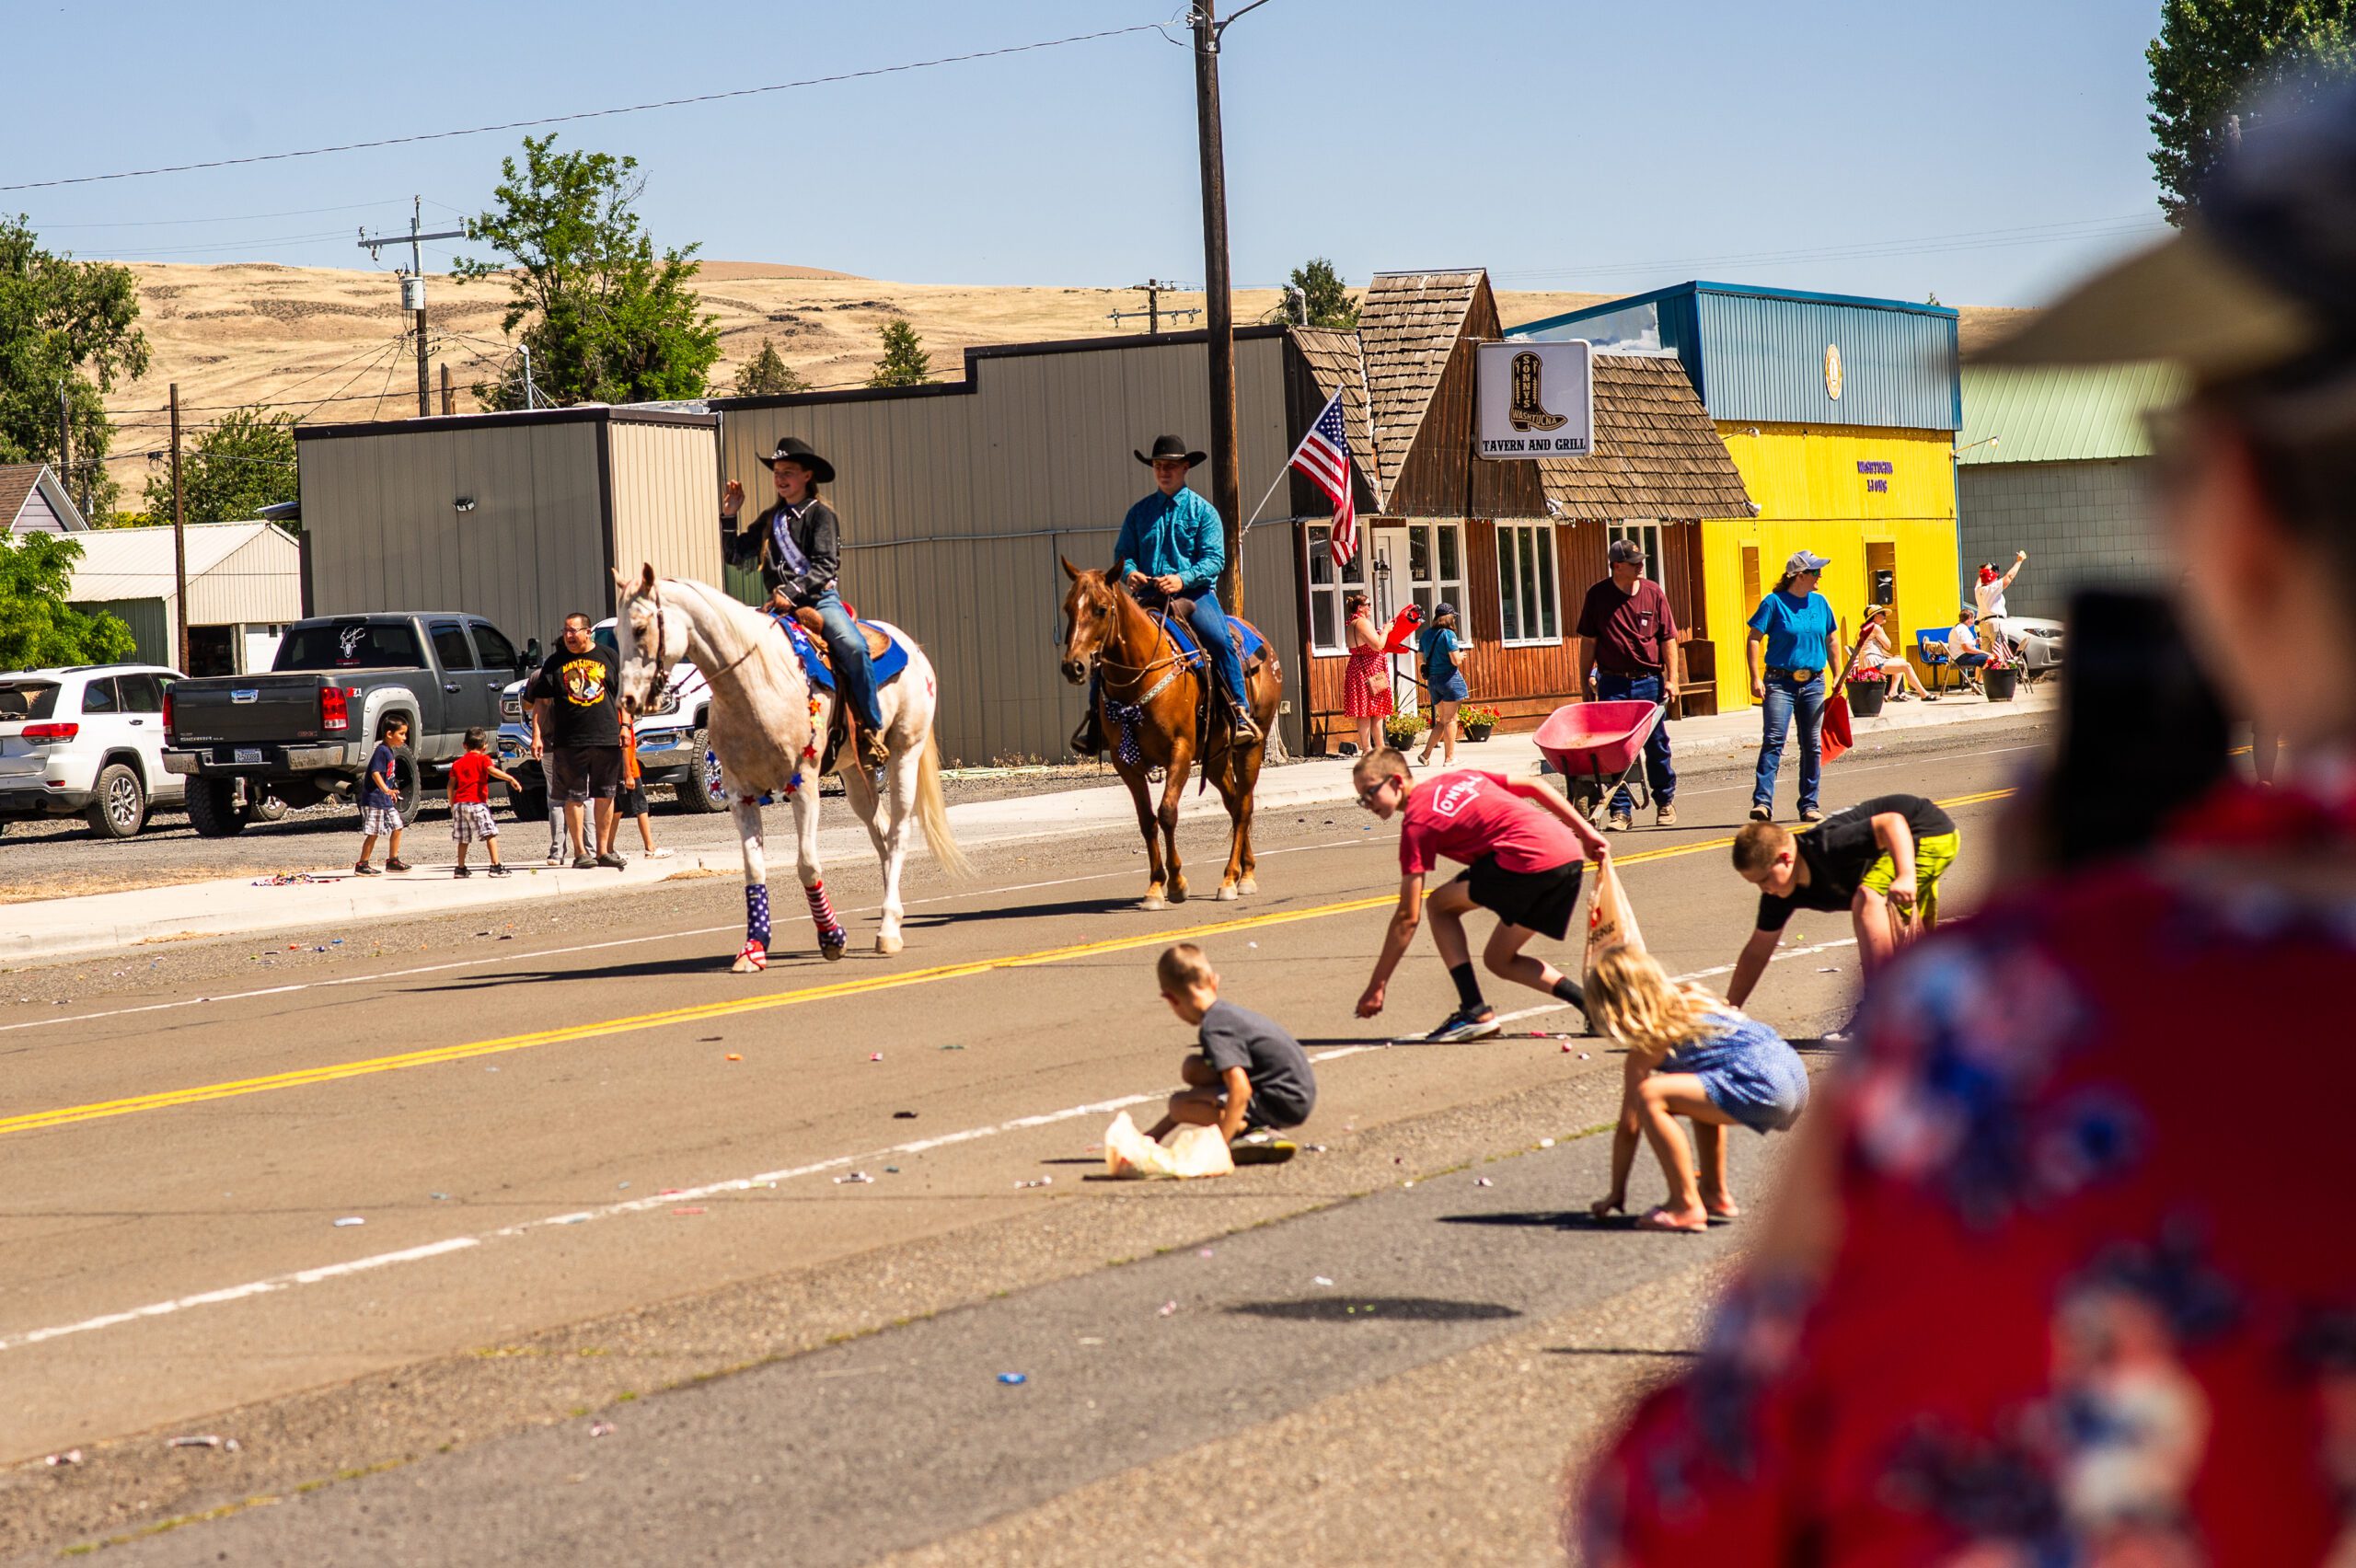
1398, 770, 1585, 877
447, 751, 493, 804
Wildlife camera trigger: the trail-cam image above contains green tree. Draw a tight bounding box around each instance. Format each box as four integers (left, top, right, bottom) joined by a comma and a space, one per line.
2148, 1, 2356, 222
868, 319, 931, 388
136, 406, 296, 525
0, 216, 149, 517
454, 135, 721, 407
1286, 258, 1359, 329
732, 337, 809, 398
0, 532, 133, 669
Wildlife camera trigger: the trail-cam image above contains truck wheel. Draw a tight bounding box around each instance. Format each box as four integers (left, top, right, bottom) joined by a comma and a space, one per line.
86, 763, 149, 839
186, 777, 250, 837
673, 729, 729, 813
511, 785, 550, 822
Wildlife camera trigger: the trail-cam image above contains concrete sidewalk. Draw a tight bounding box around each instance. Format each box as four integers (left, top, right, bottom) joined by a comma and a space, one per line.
0, 682, 2052, 966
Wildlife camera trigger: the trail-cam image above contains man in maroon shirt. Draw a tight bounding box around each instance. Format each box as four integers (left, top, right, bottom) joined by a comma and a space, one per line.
1572, 537, 1681, 829
1350, 748, 1612, 1042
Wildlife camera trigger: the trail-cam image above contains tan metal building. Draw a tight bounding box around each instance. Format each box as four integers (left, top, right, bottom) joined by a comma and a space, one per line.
64, 520, 305, 675
293, 406, 721, 658
716, 326, 1307, 764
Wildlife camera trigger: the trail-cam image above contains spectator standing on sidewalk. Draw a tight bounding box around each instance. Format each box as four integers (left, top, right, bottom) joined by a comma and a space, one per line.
1415, 603, 1469, 766
618, 716, 673, 861
1578, 81, 2356, 1564
353, 715, 410, 876
1975, 549, 2028, 653
1574, 536, 1682, 829
446, 727, 517, 879
523, 663, 568, 865
1341, 591, 1392, 756
530, 613, 627, 871
1746, 550, 1845, 824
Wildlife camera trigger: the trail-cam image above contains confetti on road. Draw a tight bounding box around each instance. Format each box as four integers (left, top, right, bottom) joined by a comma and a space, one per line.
726, 1054, 743, 1062
671, 1206, 707, 1216
168, 1435, 238, 1451
589, 1421, 616, 1437
1158, 1301, 1178, 1317
333, 1216, 364, 1228
997, 1372, 1028, 1386
44, 1449, 81, 1466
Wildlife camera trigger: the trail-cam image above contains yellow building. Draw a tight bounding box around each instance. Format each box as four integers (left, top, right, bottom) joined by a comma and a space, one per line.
1515, 282, 1961, 707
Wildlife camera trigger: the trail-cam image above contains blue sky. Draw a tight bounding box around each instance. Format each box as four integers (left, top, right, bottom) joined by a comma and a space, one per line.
5, 0, 2165, 307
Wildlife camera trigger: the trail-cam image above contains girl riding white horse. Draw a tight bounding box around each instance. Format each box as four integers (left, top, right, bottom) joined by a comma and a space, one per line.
609, 565, 968, 971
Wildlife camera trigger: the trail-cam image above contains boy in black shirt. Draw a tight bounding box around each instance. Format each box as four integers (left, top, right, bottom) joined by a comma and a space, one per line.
1725, 793, 1959, 1007
1146, 942, 1315, 1159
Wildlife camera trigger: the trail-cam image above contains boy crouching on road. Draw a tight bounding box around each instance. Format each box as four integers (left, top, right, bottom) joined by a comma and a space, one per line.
448, 727, 520, 879
1146, 942, 1316, 1157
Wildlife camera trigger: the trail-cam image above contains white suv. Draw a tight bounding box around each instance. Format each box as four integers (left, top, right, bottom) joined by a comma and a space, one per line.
0, 664, 187, 839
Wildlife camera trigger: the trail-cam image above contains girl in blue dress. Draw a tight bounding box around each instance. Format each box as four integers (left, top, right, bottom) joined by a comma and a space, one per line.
1586, 943, 1809, 1232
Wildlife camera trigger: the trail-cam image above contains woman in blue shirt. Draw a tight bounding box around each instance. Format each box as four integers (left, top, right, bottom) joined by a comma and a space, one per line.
1415, 602, 1469, 766
1745, 549, 1845, 824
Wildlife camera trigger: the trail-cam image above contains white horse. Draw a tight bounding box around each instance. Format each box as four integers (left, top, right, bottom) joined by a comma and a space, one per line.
609, 565, 970, 971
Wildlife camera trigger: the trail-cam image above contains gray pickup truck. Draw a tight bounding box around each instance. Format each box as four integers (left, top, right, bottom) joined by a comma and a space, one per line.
164, 612, 527, 836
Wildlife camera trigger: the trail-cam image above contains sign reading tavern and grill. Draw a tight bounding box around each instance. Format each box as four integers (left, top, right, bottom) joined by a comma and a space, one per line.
1476, 340, 1593, 459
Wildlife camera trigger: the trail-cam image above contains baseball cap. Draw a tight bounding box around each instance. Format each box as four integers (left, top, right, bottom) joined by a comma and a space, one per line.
1433, 601, 1459, 621
1607, 537, 1645, 565
1980, 78, 2356, 383
1785, 549, 1831, 575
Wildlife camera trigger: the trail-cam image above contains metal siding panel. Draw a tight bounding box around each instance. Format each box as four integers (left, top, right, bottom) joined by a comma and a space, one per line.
183, 529, 303, 626
608, 421, 722, 590
1695, 292, 1958, 431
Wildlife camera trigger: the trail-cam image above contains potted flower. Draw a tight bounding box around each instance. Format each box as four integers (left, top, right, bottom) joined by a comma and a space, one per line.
1981, 640, 2019, 701
1382, 711, 1428, 749
1459, 704, 1500, 743
1844, 671, 1888, 718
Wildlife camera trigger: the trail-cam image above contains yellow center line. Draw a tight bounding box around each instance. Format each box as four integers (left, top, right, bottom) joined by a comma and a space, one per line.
4, 784, 2018, 1139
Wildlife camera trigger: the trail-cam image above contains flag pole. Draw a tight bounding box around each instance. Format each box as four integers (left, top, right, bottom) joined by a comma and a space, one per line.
1238, 461, 1291, 536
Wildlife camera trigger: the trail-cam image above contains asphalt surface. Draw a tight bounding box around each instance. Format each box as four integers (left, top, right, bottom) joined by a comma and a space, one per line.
0, 720, 2047, 1563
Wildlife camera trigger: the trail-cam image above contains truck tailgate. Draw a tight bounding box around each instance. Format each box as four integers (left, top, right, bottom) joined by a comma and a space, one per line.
168, 675, 332, 745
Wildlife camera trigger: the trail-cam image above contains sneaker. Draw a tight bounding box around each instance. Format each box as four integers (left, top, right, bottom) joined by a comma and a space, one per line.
1607, 812, 1632, 833
385, 858, 412, 872
1799, 807, 1825, 824
1748, 805, 1773, 824
453, 864, 472, 879
572, 855, 596, 870
595, 851, 628, 870
353, 860, 381, 876
545, 853, 565, 867
488, 864, 512, 877
1656, 801, 1678, 827
1424, 1007, 1502, 1043
643, 847, 675, 859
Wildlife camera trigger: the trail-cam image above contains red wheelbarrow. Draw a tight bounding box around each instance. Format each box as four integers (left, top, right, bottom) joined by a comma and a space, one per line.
1534, 700, 1668, 824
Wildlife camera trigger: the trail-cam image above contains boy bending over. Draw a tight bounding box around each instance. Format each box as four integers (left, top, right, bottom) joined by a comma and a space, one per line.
1726, 792, 1958, 1007
1147, 942, 1316, 1153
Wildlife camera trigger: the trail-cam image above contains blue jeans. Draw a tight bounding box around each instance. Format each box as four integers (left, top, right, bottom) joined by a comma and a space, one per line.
1147, 588, 1250, 708
811, 587, 884, 732
1753, 671, 1826, 814
1597, 671, 1675, 813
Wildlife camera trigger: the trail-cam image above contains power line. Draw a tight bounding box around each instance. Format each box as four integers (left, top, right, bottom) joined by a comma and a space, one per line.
26, 200, 410, 231
0, 21, 1172, 193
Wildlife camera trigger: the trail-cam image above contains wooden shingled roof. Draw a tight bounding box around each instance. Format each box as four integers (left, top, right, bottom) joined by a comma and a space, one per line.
1288, 326, 1377, 499
1357, 270, 1483, 500
1536, 354, 1755, 523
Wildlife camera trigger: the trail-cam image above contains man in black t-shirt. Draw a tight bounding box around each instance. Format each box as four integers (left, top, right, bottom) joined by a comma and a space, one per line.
528, 613, 627, 870
1724, 793, 1960, 1007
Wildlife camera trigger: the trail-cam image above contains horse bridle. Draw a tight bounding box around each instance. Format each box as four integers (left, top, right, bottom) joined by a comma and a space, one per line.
636, 583, 674, 713
1069, 578, 1185, 702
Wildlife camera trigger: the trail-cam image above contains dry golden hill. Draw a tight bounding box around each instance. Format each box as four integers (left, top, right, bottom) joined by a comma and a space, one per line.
95, 260, 2022, 502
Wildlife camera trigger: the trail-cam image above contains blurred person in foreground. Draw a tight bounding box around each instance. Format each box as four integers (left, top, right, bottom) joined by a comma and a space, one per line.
1576, 85, 2356, 1565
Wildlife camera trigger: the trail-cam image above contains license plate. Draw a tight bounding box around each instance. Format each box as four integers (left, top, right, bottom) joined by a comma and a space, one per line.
235, 747, 263, 765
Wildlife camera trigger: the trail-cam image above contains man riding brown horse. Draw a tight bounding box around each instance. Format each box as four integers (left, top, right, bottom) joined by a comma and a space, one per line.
1072, 435, 1261, 755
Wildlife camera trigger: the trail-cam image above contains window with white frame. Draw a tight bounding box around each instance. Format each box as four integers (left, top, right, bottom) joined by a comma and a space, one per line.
1400, 522, 1467, 622
1306, 525, 1371, 653
1608, 521, 1666, 587
1496, 520, 1563, 644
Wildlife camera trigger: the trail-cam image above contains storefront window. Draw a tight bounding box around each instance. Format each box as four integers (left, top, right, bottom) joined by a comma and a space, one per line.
1307, 525, 1370, 653
1401, 522, 1465, 620
1497, 520, 1562, 645
1608, 522, 1665, 587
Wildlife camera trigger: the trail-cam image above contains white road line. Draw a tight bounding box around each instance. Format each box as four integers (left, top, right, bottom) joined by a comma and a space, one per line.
0, 940, 1856, 1355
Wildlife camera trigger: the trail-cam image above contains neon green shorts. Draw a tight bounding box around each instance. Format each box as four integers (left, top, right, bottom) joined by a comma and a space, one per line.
1859, 830, 1958, 922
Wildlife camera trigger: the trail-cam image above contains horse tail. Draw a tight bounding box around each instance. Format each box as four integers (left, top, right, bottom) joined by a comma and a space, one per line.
915, 723, 973, 880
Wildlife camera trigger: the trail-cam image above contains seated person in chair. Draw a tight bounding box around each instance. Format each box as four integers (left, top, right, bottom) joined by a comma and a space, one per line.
722, 437, 888, 769
1946, 606, 1992, 691
1075, 434, 1260, 753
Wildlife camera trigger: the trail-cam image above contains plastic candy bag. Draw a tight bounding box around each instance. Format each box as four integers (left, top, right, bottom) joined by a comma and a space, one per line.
1103, 1111, 1234, 1180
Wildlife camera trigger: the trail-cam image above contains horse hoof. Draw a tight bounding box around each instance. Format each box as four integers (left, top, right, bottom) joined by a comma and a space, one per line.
875, 932, 903, 956
1143, 893, 1167, 912
821, 941, 848, 963
1239, 877, 1258, 895
1217, 884, 1238, 902
732, 952, 768, 974
1169, 882, 1189, 904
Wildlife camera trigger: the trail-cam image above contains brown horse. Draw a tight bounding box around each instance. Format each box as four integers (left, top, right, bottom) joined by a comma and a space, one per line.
1057, 559, 1282, 910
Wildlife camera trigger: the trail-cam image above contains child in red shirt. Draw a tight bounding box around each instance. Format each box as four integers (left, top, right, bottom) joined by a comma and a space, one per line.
1351, 747, 1611, 1041
446, 726, 521, 878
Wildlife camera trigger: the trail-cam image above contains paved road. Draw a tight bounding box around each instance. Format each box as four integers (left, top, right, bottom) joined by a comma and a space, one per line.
0, 724, 2043, 1563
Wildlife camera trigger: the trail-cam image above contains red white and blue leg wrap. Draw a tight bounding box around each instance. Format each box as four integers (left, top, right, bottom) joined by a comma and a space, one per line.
740, 884, 770, 970
804, 880, 847, 950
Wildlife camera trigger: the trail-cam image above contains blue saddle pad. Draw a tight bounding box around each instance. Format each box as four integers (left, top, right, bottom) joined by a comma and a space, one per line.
769, 614, 907, 692
1161, 612, 1266, 665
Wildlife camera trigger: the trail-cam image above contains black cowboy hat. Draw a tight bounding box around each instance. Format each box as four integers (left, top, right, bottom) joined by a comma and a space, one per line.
1134, 433, 1207, 467
758, 436, 836, 485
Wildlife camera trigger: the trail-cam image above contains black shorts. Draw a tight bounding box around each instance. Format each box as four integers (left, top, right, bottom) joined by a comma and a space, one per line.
549, 745, 621, 802
617, 781, 649, 817
1456, 853, 1585, 941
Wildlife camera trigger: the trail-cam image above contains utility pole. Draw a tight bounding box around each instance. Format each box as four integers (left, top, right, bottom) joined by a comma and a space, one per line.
55, 382, 71, 514
1192, 0, 1243, 612
169, 384, 191, 674
1106, 279, 1199, 333
440, 363, 455, 416
358, 197, 464, 417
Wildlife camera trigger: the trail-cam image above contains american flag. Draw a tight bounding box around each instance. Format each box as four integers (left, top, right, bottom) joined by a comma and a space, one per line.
1290, 390, 1357, 566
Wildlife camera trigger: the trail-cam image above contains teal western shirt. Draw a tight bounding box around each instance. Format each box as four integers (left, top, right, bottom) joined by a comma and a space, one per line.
1114, 486, 1226, 597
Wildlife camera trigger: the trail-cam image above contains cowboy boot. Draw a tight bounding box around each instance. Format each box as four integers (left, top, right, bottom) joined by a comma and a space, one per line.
1229, 698, 1263, 745
856, 724, 890, 771
1508, 349, 1568, 432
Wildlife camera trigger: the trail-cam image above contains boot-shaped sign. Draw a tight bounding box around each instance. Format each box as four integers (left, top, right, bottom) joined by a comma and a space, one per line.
1477, 340, 1593, 459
